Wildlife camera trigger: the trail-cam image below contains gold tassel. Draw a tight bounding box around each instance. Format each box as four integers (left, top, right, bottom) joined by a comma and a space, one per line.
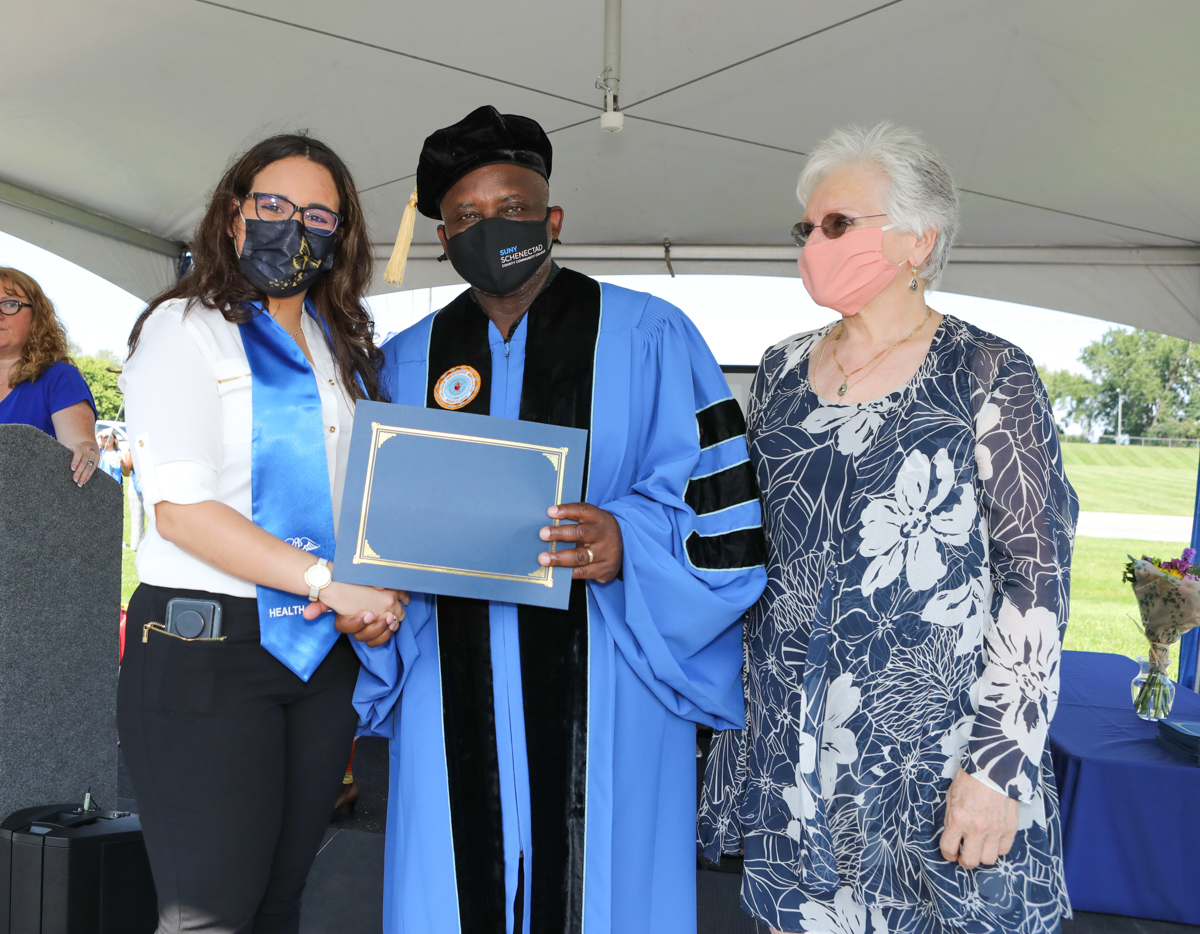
383, 187, 419, 286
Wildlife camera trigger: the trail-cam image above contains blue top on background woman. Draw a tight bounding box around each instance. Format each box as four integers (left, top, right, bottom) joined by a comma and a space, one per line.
0, 266, 100, 485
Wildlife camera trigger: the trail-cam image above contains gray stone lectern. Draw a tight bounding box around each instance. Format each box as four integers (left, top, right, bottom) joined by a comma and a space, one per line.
0, 424, 122, 818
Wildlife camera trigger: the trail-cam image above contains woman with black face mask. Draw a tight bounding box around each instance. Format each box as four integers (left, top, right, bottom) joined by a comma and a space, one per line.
119, 134, 406, 934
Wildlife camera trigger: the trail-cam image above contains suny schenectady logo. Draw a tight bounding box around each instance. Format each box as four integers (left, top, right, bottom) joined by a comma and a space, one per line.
498, 243, 546, 268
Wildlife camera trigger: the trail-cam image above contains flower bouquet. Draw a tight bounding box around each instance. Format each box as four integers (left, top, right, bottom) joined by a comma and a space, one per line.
1122, 548, 1200, 719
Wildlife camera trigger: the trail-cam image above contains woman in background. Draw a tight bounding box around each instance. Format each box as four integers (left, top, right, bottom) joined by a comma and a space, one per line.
97, 429, 123, 482
121, 444, 146, 549
0, 267, 99, 485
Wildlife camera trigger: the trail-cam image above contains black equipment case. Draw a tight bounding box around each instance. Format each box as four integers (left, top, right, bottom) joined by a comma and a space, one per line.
0, 804, 157, 934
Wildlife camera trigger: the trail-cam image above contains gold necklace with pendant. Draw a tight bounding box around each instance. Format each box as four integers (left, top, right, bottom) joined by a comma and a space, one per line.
270, 311, 304, 344
829, 306, 933, 398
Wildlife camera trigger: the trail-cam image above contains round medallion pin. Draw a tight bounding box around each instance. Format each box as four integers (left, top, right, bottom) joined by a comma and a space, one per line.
433, 365, 482, 410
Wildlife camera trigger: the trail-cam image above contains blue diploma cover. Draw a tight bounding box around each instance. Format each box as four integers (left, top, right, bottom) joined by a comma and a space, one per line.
334, 402, 587, 610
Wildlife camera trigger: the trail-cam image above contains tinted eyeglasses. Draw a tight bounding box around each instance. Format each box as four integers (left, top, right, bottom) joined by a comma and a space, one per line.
244, 192, 341, 236
791, 213, 888, 246
0, 300, 32, 316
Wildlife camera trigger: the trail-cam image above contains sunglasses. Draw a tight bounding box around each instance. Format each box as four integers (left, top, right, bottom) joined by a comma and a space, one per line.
791, 213, 889, 246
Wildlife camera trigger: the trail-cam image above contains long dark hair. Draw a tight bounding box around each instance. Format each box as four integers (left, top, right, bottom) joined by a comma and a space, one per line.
127, 133, 383, 401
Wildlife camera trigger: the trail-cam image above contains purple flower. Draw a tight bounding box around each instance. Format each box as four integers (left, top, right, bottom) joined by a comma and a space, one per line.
1183, 547, 1196, 566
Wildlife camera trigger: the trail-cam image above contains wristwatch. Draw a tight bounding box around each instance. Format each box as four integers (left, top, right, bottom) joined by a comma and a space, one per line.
304, 558, 333, 601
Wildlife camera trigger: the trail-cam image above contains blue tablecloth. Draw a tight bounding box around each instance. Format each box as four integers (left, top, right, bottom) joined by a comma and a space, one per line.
1049, 650, 1200, 924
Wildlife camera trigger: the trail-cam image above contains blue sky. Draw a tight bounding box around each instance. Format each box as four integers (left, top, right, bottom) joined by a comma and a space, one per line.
2, 228, 1125, 375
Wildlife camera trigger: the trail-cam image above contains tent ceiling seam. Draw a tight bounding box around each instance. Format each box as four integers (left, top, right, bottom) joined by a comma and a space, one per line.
623, 115, 806, 155
959, 188, 1200, 245
359, 174, 415, 195
620, 0, 907, 111
189, 0, 601, 112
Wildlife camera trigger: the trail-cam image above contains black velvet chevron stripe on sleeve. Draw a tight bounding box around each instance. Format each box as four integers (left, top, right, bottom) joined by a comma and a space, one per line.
685, 461, 758, 516
696, 398, 747, 450
685, 527, 767, 571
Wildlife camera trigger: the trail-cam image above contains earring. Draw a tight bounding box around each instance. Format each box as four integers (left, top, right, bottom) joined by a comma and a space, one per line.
908, 263, 920, 291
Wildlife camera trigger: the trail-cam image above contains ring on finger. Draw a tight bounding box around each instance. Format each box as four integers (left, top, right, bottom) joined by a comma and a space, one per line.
585, 546, 595, 565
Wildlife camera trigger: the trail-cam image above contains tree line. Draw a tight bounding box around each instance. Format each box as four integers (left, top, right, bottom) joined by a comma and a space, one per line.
1039, 328, 1200, 439
74, 349, 123, 421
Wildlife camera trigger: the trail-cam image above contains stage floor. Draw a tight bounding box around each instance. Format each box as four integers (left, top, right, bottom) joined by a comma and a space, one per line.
300, 739, 1200, 934
300, 826, 770, 934
299, 826, 1200, 934
118, 733, 1200, 933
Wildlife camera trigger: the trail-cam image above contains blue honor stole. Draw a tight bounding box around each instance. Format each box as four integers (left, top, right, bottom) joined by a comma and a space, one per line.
239, 301, 338, 681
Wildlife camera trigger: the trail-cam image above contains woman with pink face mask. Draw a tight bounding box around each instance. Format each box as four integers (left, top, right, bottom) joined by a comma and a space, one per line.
699, 124, 1078, 934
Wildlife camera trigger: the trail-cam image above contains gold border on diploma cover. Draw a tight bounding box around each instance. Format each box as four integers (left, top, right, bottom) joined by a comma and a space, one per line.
351, 421, 570, 588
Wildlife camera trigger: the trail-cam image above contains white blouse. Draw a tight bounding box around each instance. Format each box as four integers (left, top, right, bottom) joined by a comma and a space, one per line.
119, 298, 356, 598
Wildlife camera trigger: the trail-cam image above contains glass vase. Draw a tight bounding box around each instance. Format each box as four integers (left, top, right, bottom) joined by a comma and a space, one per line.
1132, 650, 1176, 721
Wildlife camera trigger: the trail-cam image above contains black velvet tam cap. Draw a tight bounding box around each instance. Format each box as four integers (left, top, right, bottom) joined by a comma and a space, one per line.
416, 105, 552, 219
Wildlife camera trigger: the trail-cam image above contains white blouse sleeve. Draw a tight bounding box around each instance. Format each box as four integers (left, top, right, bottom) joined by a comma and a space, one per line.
121, 305, 224, 507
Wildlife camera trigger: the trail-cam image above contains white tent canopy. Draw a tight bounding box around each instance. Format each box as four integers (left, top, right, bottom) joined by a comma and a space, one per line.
3, 0, 1198, 341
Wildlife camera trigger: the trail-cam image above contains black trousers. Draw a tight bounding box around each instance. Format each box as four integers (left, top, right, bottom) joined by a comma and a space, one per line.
117, 583, 360, 934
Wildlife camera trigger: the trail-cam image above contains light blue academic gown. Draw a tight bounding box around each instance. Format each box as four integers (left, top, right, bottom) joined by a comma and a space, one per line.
353, 280, 766, 934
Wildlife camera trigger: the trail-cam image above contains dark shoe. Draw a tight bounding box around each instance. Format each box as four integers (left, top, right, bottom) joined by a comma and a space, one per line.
333, 781, 359, 819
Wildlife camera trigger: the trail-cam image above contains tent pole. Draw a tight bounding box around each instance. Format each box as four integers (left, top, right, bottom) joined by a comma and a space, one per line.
603, 0, 621, 104
1183, 460, 1200, 692
598, 0, 623, 131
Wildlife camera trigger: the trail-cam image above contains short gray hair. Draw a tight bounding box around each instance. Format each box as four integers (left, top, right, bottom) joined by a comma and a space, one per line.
796, 123, 960, 290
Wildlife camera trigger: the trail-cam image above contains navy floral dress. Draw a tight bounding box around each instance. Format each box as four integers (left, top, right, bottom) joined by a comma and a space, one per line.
699, 315, 1078, 934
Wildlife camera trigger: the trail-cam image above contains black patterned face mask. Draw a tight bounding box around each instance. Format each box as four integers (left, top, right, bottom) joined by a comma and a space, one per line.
444, 211, 552, 296
237, 219, 337, 298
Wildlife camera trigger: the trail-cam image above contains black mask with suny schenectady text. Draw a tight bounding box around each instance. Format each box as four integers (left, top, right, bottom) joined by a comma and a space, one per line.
444, 211, 552, 296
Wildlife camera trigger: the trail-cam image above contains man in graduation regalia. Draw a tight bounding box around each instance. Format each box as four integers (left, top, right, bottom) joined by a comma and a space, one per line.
348, 105, 767, 934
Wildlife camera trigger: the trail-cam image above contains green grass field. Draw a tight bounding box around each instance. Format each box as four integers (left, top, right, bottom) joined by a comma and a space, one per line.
121, 480, 138, 605
1064, 535, 1183, 681
1055, 448, 1197, 676
1061, 444, 1198, 516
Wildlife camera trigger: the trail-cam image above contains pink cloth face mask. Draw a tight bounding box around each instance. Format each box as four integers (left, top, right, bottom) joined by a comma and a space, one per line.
796, 224, 898, 316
